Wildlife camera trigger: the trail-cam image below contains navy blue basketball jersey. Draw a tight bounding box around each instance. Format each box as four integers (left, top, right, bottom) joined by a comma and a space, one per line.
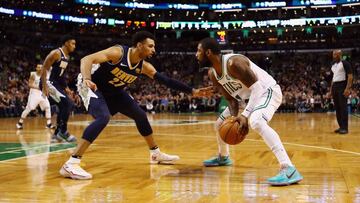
92, 45, 143, 95
49, 48, 69, 89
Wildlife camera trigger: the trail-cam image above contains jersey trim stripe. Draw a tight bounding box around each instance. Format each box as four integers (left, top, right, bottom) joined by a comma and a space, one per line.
252, 88, 273, 112
127, 47, 141, 70
219, 114, 226, 121
59, 48, 68, 60
106, 45, 124, 65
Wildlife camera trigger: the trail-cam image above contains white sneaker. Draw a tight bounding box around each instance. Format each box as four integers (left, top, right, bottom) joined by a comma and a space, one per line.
60, 157, 92, 180
150, 148, 180, 164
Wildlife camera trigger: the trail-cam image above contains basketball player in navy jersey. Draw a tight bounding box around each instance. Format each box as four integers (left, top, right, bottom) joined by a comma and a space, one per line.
41, 35, 77, 142
60, 31, 211, 179
196, 38, 302, 186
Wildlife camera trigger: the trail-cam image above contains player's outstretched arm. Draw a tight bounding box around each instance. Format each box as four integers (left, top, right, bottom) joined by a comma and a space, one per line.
80, 46, 123, 90
42, 50, 61, 96
141, 61, 199, 95
193, 86, 214, 97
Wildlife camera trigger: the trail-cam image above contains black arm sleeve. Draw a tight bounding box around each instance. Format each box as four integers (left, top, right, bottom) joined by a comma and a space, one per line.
154, 72, 193, 93
342, 60, 353, 75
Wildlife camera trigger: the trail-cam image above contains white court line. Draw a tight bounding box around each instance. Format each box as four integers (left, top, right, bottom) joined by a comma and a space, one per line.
2, 129, 359, 164
114, 131, 360, 156
69, 119, 215, 127
0, 143, 71, 155
0, 148, 75, 163
0, 143, 76, 163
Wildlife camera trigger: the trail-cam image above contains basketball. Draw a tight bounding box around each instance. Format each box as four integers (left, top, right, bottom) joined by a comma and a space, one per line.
219, 117, 248, 145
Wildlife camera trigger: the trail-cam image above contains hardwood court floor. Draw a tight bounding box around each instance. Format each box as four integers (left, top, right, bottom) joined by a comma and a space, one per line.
0, 113, 359, 202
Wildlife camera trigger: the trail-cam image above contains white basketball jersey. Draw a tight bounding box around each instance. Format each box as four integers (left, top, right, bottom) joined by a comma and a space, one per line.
211, 54, 277, 102
29, 71, 44, 96
32, 72, 41, 88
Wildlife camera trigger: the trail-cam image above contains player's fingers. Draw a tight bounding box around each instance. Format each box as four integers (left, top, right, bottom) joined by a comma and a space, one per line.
204, 86, 213, 91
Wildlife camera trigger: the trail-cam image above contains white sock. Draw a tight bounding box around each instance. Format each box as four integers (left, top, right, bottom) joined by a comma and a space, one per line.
45, 107, 51, 121
150, 147, 160, 154
253, 121, 293, 167
216, 131, 229, 157
19, 118, 24, 123
214, 112, 230, 157
46, 119, 52, 125
67, 156, 81, 164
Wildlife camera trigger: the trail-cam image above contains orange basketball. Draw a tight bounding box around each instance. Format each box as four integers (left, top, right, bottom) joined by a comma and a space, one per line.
219, 117, 248, 145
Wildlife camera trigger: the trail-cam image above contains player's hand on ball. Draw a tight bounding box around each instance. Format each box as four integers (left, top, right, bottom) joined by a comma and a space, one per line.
234, 115, 249, 136
84, 79, 97, 91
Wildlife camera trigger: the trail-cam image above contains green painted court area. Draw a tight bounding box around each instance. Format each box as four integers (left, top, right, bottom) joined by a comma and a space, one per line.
0, 142, 76, 161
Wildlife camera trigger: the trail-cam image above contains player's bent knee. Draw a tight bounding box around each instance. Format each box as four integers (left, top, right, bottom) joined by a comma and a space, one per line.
98, 114, 110, 126
132, 108, 147, 120
249, 116, 266, 131
66, 98, 74, 109
136, 117, 153, 136
139, 127, 153, 137
61, 97, 73, 109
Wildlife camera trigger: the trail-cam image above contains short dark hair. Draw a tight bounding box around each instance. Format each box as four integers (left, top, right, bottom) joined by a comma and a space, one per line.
60, 34, 76, 45
199, 38, 220, 55
132, 31, 155, 47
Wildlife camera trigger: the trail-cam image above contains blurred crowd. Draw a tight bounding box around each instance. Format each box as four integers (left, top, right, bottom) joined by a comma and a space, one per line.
0, 42, 359, 118
1, 13, 359, 117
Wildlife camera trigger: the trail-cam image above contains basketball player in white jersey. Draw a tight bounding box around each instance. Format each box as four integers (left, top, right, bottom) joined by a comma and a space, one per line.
16, 64, 55, 129
196, 38, 302, 186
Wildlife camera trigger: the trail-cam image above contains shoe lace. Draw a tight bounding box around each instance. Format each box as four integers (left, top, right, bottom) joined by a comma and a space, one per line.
217, 154, 227, 161
278, 165, 290, 175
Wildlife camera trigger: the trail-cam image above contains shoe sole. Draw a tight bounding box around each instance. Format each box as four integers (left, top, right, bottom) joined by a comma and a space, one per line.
52, 135, 65, 143
60, 166, 92, 180
203, 163, 233, 167
55, 135, 67, 142
268, 177, 303, 186
150, 160, 177, 165
56, 134, 77, 143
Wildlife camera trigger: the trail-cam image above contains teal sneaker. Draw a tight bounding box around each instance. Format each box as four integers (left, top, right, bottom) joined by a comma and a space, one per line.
267, 166, 303, 186
203, 155, 233, 167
